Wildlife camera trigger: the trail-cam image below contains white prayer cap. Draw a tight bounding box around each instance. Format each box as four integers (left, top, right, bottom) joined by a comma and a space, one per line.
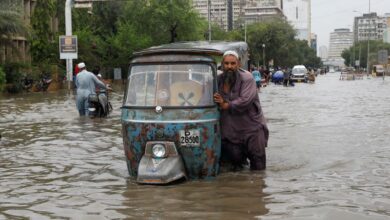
97, 74, 102, 78
223, 50, 239, 60
78, 62, 86, 69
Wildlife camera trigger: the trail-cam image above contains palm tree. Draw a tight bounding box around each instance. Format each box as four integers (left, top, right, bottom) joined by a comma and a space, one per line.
0, 10, 28, 51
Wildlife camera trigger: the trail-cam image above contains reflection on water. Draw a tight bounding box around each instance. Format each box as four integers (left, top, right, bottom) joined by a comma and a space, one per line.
1, 75, 390, 219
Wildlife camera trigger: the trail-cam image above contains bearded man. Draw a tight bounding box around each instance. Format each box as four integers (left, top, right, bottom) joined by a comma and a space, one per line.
213, 50, 269, 170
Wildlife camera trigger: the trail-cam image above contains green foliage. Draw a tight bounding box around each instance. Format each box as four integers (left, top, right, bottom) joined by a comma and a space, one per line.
69, 0, 206, 75
342, 41, 390, 68
29, 0, 57, 64
107, 21, 152, 69
2, 62, 28, 83
1, 62, 29, 93
234, 19, 321, 68
73, 28, 102, 67
119, 0, 205, 44
206, 24, 229, 40
22, 0, 323, 82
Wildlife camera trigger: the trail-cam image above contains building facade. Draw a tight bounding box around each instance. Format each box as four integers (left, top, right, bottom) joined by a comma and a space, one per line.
383, 13, 390, 43
318, 45, 328, 60
328, 28, 353, 67
192, 0, 284, 31
192, 0, 246, 31
310, 33, 317, 53
0, 0, 36, 63
0, 0, 59, 64
353, 12, 387, 43
244, 0, 285, 24
283, 0, 311, 43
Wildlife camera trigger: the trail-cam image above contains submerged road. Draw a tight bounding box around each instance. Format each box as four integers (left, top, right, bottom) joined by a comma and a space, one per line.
0, 73, 389, 219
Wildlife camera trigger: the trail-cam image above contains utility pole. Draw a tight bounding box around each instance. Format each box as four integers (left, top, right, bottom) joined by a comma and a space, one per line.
366, 0, 371, 76
244, 21, 247, 42
359, 43, 362, 70
208, 0, 211, 42
369, 0, 371, 13
227, 0, 233, 31
65, 0, 73, 91
262, 44, 266, 68
350, 46, 354, 67
352, 45, 355, 68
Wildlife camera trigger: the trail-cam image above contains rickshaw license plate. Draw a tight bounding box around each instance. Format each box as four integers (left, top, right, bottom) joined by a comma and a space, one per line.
179, 130, 200, 146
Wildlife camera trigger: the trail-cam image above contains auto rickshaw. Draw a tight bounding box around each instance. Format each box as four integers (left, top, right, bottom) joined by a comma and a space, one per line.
121, 41, 249, 184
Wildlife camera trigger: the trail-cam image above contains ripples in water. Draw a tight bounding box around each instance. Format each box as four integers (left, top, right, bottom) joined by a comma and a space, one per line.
1, 76, 390, 219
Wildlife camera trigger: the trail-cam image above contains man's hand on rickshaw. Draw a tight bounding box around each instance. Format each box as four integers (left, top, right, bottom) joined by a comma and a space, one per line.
213, 93, 229, 110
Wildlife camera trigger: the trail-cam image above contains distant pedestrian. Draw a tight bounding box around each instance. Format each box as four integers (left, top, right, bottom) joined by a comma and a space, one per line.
252, 68, 262, 90
283, 69, 290, 86
264, 68, 270, 84
73, 64, 80, 87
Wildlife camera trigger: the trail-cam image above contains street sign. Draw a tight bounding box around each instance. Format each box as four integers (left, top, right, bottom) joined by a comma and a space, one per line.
59, 35, 78, 59
74, 0, 92, 8
355, 60, 360, 66
378, 50, 388, 65
114, 68, 122, 80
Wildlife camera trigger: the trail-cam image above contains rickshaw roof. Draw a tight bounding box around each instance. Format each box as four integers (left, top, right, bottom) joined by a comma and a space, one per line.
132, 41, 248, 57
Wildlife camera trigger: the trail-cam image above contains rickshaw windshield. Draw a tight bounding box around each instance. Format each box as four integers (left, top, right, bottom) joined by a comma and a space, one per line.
125, 63, 215, 107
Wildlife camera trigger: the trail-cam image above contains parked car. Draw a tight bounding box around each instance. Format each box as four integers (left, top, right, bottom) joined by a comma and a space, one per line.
290, 65, 308, 82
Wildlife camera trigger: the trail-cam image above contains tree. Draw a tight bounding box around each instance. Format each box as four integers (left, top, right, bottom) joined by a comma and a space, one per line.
342, 41, 390, 68
0, 10, 28, 60
29, 0, 57, 64
119, 0, 205, 44
233, 19, 321, 68
102, 21, 152, 71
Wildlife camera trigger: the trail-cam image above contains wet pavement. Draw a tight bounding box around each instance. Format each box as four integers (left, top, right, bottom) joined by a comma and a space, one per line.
1, 73, 390, 219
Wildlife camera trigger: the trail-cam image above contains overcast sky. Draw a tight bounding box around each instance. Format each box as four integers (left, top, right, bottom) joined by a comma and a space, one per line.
312, 0, 390, 49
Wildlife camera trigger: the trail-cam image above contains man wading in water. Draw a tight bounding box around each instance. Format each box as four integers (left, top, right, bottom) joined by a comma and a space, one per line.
213, 50, 269, 170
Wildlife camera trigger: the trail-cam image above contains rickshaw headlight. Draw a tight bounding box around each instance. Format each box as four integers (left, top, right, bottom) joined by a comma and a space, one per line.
152, 144, 166, 158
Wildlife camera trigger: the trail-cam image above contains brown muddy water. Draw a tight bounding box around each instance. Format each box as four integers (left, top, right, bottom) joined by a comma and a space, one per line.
1, 74, 390, 220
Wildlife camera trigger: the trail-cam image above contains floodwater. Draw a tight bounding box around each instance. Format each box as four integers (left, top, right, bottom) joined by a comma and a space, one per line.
0, 73, 390, 220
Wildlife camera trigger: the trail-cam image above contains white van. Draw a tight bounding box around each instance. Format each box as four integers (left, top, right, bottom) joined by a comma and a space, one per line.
290, 65, 308, 82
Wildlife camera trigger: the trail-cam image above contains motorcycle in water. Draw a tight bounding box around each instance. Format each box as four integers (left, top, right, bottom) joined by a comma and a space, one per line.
88, 88, 113, 118
22, 76, 34, 91
35, 74, 52, 92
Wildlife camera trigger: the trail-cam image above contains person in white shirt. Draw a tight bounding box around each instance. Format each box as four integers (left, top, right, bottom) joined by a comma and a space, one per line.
75, 62, 107, 116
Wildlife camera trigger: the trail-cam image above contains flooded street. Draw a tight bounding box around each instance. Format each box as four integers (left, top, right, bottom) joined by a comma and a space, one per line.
1, 73, 390, 219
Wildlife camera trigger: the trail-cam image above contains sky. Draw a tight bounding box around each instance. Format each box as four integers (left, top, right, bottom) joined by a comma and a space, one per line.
312, 0, 390, 49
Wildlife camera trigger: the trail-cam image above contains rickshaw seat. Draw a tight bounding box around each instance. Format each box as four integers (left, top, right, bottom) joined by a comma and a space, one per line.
170, 81, 202, 106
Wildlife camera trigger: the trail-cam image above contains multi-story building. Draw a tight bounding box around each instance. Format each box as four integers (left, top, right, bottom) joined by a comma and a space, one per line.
310, 33, 317, 53
283, 0, 311, 44
328, 28, 353, 66
192, 0, 285, 31
318, 45, 328, 60
353, 12, 387, 42
244, 0, 285, 24
192, 0, 246, 31
383, 13, 390, 43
